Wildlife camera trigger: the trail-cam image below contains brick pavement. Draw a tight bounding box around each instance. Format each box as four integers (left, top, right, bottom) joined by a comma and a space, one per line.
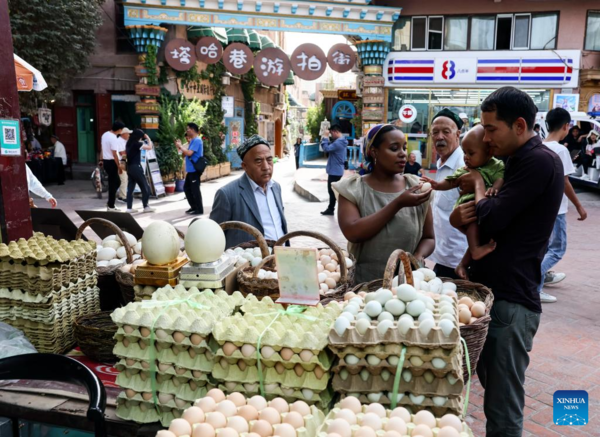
43, 157, 600, 435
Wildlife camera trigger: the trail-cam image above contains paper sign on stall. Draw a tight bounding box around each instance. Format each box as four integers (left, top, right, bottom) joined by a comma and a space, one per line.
274, 246, 320, 306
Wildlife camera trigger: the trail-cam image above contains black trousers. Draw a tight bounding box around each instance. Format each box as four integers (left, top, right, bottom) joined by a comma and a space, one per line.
184, 171, 203, 213
103, 160, 121, 208
433, 263, 461, 280
295, 156, 300, 169
327, 175, 342, 212
55, 158, 65, 184
127, 164, 150, 209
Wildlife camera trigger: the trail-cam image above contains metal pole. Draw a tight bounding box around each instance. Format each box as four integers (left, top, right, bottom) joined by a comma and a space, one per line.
0, 0, 33, 242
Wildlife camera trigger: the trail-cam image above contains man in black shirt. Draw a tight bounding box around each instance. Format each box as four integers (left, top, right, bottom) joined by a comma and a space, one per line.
404, 152, 422, 176
450, 87, 563, 437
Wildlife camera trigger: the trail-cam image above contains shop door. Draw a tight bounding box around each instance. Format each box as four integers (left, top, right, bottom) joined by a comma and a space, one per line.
77, 106, 95, 163
225, 117, 244, 169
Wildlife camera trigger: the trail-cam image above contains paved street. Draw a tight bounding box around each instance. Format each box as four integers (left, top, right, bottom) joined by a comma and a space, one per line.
42, 157, 600, 435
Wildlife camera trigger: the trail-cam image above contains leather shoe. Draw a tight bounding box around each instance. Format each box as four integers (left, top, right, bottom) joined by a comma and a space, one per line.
186, 210, 203, 215
321, 209, 334, 216
185, 208, 195, 213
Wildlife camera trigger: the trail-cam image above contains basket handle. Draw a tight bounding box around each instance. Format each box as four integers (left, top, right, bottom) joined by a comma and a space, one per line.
274, 231, 347, 284
381, 249, 414, 289
76, 218, 134, 264
220, 221, 270, 258
252, 255, 276, 278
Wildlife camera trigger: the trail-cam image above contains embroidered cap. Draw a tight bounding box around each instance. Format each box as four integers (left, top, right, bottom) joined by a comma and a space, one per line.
432, 108, 464, 130
237, 135, 271, 160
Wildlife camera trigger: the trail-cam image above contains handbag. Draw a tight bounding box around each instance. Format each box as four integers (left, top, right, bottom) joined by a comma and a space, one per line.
192, 155, 208, 174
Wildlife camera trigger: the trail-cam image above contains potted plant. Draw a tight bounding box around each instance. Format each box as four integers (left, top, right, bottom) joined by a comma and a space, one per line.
206, 155, 220, 180
219, 159, 231, 177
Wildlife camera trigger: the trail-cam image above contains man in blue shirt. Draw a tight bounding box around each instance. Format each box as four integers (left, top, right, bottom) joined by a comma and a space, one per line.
320, 124, 348, 216
176, 122, 204, 215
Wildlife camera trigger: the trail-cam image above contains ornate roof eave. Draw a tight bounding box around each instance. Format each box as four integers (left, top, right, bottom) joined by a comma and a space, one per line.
123, 0, 401, 42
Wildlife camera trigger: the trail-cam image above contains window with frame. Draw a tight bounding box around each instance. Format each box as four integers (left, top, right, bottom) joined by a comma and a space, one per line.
393, 17, 411, 51
444, 17, 468, 50
428, 16, 444, 50
531, 13, 558, 49
412, 17, 427, 50
471, 16, 495, 50
585, 11, 600, 51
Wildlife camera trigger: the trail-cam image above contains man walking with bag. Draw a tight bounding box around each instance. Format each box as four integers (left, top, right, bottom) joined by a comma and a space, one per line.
176, 123, 205, 215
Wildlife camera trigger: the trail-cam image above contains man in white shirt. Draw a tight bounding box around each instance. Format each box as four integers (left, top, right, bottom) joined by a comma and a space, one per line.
26, 165, 57, 208
101, 121, 125, 211
50, 135, 67, 185
427, 108, 469, 278
116, 128, 132, 202
538, 108, 587, 303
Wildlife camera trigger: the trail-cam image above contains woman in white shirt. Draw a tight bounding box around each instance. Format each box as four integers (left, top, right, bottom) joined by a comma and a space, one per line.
51, 135, 67, 185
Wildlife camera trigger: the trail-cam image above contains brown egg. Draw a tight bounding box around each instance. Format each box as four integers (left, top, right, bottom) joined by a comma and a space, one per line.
223, 342, 238, 356
190, 334, 203, 345
469, 317, 478, 325
344, 292, 356, 301
355, 427, 376, 437
125, 358, 135, 366
325, 278, 337, 289
269, 397, 290, 413
227, 392, 246, 407
195, 396, 217, 412
159, 363, 172, 372
317, 264, 325, 273
189, 348, 197, 359
412, 424, 433, 437
334, 409, 357, 425
216, 400, 238, 417
459, 308, 472, 324
314, 366, 325, 380
191, 423, 215, 437
142, 392, 153, 401
157, 431, 176, 437
182, 406, 205, 425
414, 410, 436, 428
124, 325, 134, 334
365, 403, 386, 418
205, 412, 227, 429
247, 434, 262, 437
251, 419, 273, 437
168, 418, 192, 436
238, 360, 247, 371
385, 417, 407, 434
238, 405, 259, 421
360, 413, 382, 430
259, 407, 282, 425
382, 432, 402, 437
293, 364, 305, 377
325, 263, 337, 272
220, 358, 229, 369
358, 291, 367, 298
262, 346, 276, 359
320, 255, 332, 265
227, 416, 249, 434
458, 297, 474, 308
140, 327, 151, 337
125, 389, 136, 399
175, 367, 187, 375
439, 414, 463, 432
274, 423, 296, 437
390, 407, 411, 423
280, 348, 294, 361
290, 400, 310, 416
331, 272, 341, 282
218, 428, 239, 437
274, 362, 286, 374
189, 381, 198, 391
122, 338, 130, 348
193, 370, 203, 378
248, 395, 268, 411
283, 411, 304, 428
471, 301, 486, 318
173, 331, 186, 343
327, 419, 352, 437
141, 361, 150, 369
458, 304, 470, 312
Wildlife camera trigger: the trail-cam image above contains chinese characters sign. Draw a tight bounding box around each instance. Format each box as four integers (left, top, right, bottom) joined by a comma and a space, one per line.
327, 44, 356, 73
223, 43, 254, 75
196, 37, 223, 64
254, 47, 291, 87
291, 44, 326, 80
165, 39, 196, 71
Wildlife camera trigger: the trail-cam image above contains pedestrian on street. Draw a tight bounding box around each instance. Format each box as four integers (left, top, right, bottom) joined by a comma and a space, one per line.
26, 165, 57, 208
294, 137, 302, 170
50, 135, 66, 185
125, 129, 155, 214
176, 123, 204, 215
427, 108, 468, 279
404, 152, 422, 176
101, 121, 125, 211
334, 124, 434, 283
210, 135, 288, 249
116, 128, 133, 203
320, 124, 348, 216
450, 86, 564, 437
538, 108, 588, 303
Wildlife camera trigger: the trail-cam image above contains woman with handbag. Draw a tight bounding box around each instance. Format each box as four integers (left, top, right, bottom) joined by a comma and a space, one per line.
176, 122, 205, 215
125, 129, 155, 213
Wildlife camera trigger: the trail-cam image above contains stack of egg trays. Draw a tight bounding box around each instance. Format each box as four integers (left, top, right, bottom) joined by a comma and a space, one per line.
328, 295, 464, 416
112, 286, 247, 424
317, 402, 474, 436
133, 284, 157, 302
211, 296, 340, 409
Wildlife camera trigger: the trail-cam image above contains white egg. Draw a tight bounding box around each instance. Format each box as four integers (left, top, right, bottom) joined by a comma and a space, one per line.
367, 392, 383, 403
420, 281, 430, 292
440, 295, 454, 303
409, 356, 424, 367
412, 270, 425, 282
334, 317, 351, 336
318, 272, 328, 283
428, 278, 443, 294
443, 282, 457, 291
388, 392, 404, 403
251, 257, 262, 267
402, 369, 412, 382
381, 369, 392, 381
406, 300, 426, 317
341, 312, 355, 322
97, 247, 117, 261
399, 313, 414, 322
184, 219, 225, 264
375, 288, 394, 305
356, 318, 371, 335
344, 304, 360, 316
345, 354, 360, 365
396, 284, 418, 302
418, 312, 434, 322
418, 268, 436, 281
413, 278, 422, 291
418, 318, 435, 337
433, 396, 448, 406
356, 312, 371, 322
421, 182, 432, 191
360, 369, 371, 381
377, 319, 394, 335
377, 311, 394, 323
366, 355, 381, 366
144, 221, 181, 265
387, 356, 399, 366
409, 394, 425, 405
385, 299, 405, 316
397, 317, 414, 335
441, 313, 456, 321
350, 297, 364, 306
438, 319, 455, 337
447, 374, 459, 385
365, 301, 383, 318
440, 306, 456, 315
432, 358, 447, 369
391, 276, 399, 288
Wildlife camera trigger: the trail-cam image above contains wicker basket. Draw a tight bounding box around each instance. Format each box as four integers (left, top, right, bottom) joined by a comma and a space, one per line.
76, 218, 134, 311
274, 231, 356, 302
73, 311, 118, 363
440, 277, 494, 382
232, 239, 277, 251
115, 228, 186, 304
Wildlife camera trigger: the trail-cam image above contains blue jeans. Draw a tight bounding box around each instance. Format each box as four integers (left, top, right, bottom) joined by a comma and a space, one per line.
538, 213, 567, 292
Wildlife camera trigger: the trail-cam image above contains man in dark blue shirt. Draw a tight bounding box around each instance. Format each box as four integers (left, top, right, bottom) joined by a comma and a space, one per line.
320, 124, 348, 216
451, 87, 563, 437
176, 123, 204, 215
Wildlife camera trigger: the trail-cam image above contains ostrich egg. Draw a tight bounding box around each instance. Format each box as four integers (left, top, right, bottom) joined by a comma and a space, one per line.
185, 219, 226, 263
141, 221, 180, 265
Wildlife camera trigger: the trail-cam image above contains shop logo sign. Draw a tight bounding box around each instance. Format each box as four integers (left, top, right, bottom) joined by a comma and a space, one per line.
442, 60, 456, 80
553, 390, 588, 426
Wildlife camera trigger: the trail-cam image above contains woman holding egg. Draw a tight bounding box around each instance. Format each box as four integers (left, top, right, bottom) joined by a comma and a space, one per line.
334, 124, 434, 283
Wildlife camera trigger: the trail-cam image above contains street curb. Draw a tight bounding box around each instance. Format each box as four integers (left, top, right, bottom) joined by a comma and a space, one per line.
294, 179, 327, 202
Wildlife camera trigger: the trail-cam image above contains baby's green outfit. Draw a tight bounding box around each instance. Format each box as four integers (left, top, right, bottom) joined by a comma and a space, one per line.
445, 157, 505, 206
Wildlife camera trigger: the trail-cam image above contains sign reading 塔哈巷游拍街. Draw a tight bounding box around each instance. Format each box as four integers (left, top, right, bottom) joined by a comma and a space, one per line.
290, 43, 327, 81
274, 246, 321, 306
0, 119, 21, 156
327, 44, 356, 73
223, 43, 254, 75
165, 39, 197, 72
254, 47, 292, 87
196, 37, 223, 65
178, 79, 215, 101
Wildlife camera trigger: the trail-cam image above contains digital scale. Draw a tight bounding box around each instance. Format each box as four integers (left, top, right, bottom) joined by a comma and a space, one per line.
179, 254, 237, 289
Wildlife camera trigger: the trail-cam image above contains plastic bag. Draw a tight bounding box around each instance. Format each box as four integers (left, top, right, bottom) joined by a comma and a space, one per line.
0, 322, 37, 359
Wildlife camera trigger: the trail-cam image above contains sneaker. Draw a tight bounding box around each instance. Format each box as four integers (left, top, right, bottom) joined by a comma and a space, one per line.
321, 209, 334, 216
544, 271, 566, 285
125, 209, 136, 213
186, 210, 202, 215
116, 198, 126, 204
107, 207, 120, 212
143, 206, 156, 213
539, 291, 557, 303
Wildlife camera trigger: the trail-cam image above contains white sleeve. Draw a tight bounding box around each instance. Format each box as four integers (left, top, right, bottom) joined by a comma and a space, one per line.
557, 147, 575, 176
26, 165, 53, 200
110, 136, 119, 153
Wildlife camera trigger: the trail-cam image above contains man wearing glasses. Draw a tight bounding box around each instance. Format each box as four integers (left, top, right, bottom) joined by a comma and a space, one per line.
427, 108, 468, 279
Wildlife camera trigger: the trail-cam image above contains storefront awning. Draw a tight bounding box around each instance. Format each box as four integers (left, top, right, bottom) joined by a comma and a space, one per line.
14, 54, 47, 92
187, 26, 228, 45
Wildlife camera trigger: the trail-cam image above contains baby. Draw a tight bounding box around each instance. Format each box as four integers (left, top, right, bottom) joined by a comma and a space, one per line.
423, 125, 505, 263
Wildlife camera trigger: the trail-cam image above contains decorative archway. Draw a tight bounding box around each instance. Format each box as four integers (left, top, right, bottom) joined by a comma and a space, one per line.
332, 100, 356, 138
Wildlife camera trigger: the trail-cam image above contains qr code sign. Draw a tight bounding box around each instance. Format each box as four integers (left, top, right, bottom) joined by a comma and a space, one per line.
2, 126, 17, 144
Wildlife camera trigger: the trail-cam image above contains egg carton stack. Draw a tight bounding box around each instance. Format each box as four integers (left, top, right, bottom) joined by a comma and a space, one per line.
318, 397, 473, 437
153, 390, 325, 437
133, 285, 158, 302
329, 269, 465, 417
0, 234, 99, 353
112, 285, 247, 425
212, 296, 341, 409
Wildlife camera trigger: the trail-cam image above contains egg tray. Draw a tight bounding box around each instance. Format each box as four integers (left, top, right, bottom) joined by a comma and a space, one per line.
0, 249, 96, 274
115, 327, 212, 353
116, 373, 214, 403
340, 393, 464, 418
317, 405, 474, 437
211, 361, 330, 392
113, 341, 215, 373
217, 382, 335, 410
214, 346, 334, 372
116, 398, 162, 424
332, 372, 464, 397
329, 343, 462, 363
0, 235, 96, 264
117, 389, 198, 411
133, 284, 157, 301
116, 360, 212, 384
0, 274, 98, 306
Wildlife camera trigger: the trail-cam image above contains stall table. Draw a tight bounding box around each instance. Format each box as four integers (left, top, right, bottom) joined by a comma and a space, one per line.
26, 158, 58, 185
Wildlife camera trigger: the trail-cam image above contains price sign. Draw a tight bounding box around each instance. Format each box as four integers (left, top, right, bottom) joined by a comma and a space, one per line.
399, 105, 418, 123
274, 247, 320, 306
